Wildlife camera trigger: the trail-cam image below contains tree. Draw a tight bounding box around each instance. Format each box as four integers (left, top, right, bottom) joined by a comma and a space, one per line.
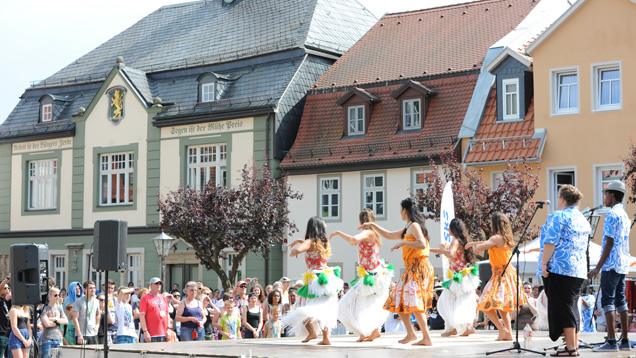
158, 159, 302, 289
622, 139, 636, 204
415, 152, 540, 246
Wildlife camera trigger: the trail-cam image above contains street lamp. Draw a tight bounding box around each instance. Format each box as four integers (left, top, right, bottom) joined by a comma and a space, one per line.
152, 232, 176, 289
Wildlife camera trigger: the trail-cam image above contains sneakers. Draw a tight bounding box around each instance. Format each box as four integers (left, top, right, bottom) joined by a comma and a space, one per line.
592, 342, 619, 352
618, 341, 632, 351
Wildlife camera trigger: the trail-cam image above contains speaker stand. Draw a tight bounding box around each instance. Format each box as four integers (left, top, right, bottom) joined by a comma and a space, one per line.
103, 269, 110, 358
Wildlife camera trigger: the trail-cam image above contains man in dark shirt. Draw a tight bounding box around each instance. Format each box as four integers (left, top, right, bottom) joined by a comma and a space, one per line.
0, 274, 11, 358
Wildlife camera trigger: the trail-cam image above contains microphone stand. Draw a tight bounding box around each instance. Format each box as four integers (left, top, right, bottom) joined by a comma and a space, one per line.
486, 202, 546, 356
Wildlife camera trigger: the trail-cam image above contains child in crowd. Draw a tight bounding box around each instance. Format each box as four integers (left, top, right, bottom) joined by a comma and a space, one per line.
62, 304, 75, 345
219, 300, 241, 340
263, 306, 284, 338
114, 287, 136, 343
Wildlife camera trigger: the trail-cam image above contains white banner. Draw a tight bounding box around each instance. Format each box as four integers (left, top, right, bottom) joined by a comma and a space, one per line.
440, 181, 455, 280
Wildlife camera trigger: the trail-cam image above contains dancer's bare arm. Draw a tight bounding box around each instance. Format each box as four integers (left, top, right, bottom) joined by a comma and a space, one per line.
465, 235, 503, 255
329, 230, 373, 246
289, 239, 312, 257
358, 222, 402, 240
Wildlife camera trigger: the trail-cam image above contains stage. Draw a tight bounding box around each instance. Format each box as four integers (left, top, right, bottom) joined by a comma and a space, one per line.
56, 330, 625, 358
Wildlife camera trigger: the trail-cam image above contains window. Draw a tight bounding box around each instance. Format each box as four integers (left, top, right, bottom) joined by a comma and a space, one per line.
549, 169, 575, 212
202, 83, 215, 102
551, 68, 579, 115
348, 105, 365, 135
52, 255, 66, 290
28, 159, 57, 210
412, 170, 432, 213
319, 177, 340, 219
187, 144, 227, 190
363, 174, 385, 218
87, 254, 105, 289
492, 172, 504, 190
596, 165, 623, 209
42, 104, 52, 122
100, 152, 134, 206
126, 254, 142, 287
403, 99, 421, 130
502, 78, 519, 120
592, 62, 622, 111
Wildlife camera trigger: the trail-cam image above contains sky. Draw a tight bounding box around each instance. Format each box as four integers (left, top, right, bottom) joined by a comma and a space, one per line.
0, 0, 476, 123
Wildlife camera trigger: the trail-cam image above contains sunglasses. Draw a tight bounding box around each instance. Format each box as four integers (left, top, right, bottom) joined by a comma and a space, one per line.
52, 294, 59, 297
173, 295, 181, 298
239, 285, 247, 288
99, 298, 105, 302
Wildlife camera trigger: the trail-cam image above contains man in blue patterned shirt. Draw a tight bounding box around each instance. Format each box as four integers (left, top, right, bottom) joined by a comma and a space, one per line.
589, 180, 631, 352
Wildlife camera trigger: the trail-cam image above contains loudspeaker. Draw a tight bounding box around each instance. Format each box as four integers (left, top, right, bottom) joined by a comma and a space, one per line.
93, 220, 128, 271
478, 261, 492, 290
10, 243, 49, 305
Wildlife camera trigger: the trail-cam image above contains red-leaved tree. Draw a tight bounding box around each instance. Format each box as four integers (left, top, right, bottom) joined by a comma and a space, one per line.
415, 152, 540, 248
158, 159, 302, 289
622, 139, 636, 204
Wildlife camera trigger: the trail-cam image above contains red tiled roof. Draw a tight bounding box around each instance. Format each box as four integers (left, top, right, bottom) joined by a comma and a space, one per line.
281, 74, 479, 170
463, 86, 541, 163
313, 0, 540, 90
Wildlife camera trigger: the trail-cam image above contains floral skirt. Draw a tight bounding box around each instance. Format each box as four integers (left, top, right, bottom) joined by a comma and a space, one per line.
477, 264, 524, 312
384, 258, 433, 314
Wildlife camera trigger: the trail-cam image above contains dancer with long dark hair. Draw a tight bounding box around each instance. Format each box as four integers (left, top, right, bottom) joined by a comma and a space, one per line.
466, 212, 524, 341
283, 216, 343, 345
330, 208, 394, 342
430, 218, 479, 337
359, 198, 433, 346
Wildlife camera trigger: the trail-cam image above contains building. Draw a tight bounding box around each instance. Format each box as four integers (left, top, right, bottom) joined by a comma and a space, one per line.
280, 0, 541, 281
0, 0, 377, 290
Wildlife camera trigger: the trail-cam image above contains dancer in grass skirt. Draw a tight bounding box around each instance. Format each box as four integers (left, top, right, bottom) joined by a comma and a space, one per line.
330, 209, 394, 342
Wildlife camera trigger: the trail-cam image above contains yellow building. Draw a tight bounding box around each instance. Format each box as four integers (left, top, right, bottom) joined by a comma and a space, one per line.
527, 0, 636, 248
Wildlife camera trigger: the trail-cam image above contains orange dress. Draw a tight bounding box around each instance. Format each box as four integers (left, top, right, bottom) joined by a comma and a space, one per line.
383, 235, 434, 314
477, 245, 525, 312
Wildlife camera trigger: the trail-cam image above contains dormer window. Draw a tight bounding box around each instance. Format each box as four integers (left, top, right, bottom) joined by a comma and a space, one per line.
502, 78, 519, 120
336, 88, 380, 137
348, 105, 365, 135
42, 104, 52, 122
390, 80, 434, 132
403, 99, 421, 130
202, 83, 215, 102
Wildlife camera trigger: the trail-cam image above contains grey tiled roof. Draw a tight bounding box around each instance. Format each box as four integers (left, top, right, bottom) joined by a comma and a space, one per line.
121, 66, 153, 105
33, 0, 377, 89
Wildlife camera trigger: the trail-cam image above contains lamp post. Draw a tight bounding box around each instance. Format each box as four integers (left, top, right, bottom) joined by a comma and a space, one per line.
153, 232, 175, 289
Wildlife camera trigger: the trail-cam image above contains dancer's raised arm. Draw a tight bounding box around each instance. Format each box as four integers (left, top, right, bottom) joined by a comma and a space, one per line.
358, 222, 403, 240
429, 238, 459, 258
289, 239, 312, 257
465, 234, 503, 255
329, 230, 373, 246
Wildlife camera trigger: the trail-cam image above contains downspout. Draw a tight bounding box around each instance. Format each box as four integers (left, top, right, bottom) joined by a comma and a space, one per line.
264, 112, 274, 285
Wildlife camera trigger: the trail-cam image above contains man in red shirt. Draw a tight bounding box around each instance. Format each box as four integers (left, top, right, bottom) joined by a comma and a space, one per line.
139, 277, 168, 342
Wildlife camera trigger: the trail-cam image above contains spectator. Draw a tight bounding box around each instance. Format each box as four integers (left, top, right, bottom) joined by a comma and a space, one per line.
0, 275, 11, 358
8, 305, 31, 358
114, 287, 136, 343
580, 287, 596, 332
73, 281, 100, 345
139, 278, 169, 342
264, 290, 282, 322
40, 287, 67, 358
175, 281, 206, 341
279, 277, 291, 305
241, 293, 262, 339
512, 282, 538, 330
250, 285, 266, 307
97, 294, 106, 344
264, 285, 273, 296
219, 300, 241, 340
106, 279, 117, 344
61, 304, 75, 345
63, 282, 83, 308
263, 305, 283, 338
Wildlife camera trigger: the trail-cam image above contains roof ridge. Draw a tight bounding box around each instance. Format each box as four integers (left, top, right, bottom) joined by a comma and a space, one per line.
383, 0, 522, 17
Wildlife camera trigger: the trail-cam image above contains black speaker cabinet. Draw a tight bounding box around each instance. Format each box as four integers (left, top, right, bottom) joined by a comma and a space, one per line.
93, 220, 128, 271
10, 243, 49, 305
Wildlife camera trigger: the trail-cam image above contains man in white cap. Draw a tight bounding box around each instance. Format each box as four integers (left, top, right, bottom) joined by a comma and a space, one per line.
589, 180, 631, 352
279, 277, 291, 304
139, 277, 169, 342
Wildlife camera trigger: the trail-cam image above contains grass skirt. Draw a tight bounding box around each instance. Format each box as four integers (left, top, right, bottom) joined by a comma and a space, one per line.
437, 269, 480, 335
282, 267, 343, 337
337, 262, 394, 336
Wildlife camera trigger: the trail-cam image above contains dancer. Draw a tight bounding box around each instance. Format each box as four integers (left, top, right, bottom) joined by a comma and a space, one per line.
283, 216, 343, 345
429, 218, 479, 337
466, 212, 524, 342
330, 208, 394, 342
360, 198, 433, 346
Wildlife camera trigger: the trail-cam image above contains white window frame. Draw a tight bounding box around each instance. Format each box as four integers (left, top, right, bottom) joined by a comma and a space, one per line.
42, 104, 52, 122
594, 164, 624, 212
99, 152, 134, 206
201, 83, 215, 102
362, 173, 386, 219
49, 250, 68, 291
120, 248, 144, 288
591, 61, 622, 112
186, 144, 227, 190
502, 78, 520, 121
412, 169, 432, 214
348, 105, 365, 135
547, 166, 577, 213
28, 159, 57, 210
491, 171, 505, 190
318, 176, 340, 220
83, 250, 105, 289
403, 99, 421, 130
550, 67, 580, 116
